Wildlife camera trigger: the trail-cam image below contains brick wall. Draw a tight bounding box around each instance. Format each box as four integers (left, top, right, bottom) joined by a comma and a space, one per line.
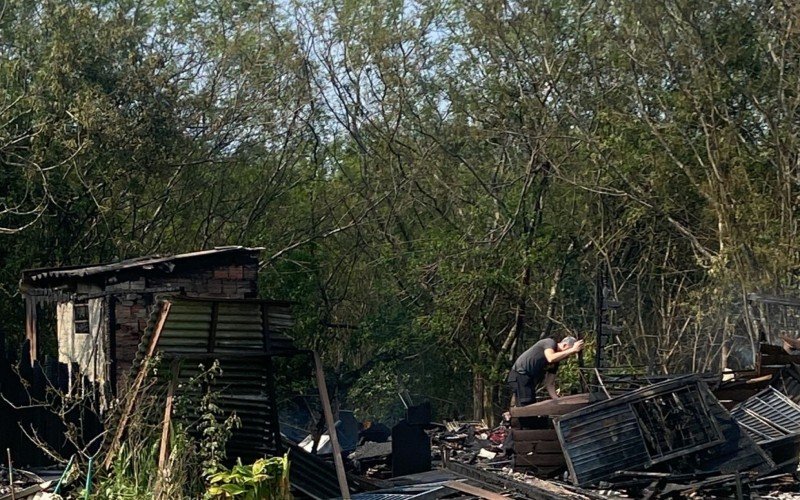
111, 261, 258, 385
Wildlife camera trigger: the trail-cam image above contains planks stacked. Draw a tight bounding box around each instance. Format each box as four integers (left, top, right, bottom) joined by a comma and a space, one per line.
510, 394, 590, 476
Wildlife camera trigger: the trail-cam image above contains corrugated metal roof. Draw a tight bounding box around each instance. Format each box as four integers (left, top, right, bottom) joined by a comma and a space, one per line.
282, 438, 385, 499
284, 439, 354, 499
21, 246, 262, 284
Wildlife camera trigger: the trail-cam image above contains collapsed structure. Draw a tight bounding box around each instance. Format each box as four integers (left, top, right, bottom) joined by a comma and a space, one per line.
4, 248, 361, 498
501, 293, 800, 497
4, 248, 800, 498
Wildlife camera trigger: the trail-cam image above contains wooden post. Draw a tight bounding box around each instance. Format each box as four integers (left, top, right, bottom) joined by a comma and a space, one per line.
154, 359, 181, 497
313, 351, 350, 500
108, 294, 118, 395
24, 297, 37, 366
158, 359, 181, 469
7, 448, 16, 500
103, 301, 172, 469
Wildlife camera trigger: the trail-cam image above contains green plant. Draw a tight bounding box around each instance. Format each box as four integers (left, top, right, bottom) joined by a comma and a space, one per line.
186, 361, 241, 476
206, 455, 291, 500
94, 359, 239, 499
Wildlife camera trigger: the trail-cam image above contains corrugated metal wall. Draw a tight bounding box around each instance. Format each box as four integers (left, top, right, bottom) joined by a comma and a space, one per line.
136, 297, 297, 462
556, 403, 651, 486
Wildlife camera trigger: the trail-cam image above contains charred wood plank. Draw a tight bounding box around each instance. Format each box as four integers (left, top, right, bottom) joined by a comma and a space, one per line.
511, 429, 560, 441
515, 453, 568, 467
442, 481, 508, 500
510, 395, 591, 418
513, 440, 563, 454
445, 461, 592, 500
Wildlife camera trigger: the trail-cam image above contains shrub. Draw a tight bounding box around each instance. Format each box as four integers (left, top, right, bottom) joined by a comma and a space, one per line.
206, 455, 291, 500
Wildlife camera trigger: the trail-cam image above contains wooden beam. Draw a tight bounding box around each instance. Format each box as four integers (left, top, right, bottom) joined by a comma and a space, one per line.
24, 297, 37, 365
108, 295, 118, 395
158, 359, 181, 469
154, 359, 180, 497
261, 302, 271, 353
313, 351, 350, 499
511, 429, 560, 441
207, 302, 219, 353
510, 394, 590, 417
443, 481, 508, 500
514, 440, 563, 454
0, 482, 52, 500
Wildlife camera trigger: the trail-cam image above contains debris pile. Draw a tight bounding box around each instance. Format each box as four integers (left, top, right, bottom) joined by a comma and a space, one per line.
505, 371, 800, 498
0, 466, 56, 500
286, 365, 800, 499
348, 441, 392, 478
432, 420, 510, 466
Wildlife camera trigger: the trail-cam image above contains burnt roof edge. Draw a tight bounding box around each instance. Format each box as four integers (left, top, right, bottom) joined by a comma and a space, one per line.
20, 246, 263, 290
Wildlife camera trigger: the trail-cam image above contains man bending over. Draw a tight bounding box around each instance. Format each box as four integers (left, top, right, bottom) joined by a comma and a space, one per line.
507, 336, 584, 405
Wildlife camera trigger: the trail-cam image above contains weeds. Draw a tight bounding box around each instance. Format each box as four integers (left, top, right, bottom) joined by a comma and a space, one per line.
206, 455, 291, 499
13, 352, 290, 499
92, 359, 247, 500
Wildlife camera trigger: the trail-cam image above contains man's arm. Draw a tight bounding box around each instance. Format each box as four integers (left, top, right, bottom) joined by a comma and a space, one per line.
545, 372, 558, 399
544, 340, 585, 363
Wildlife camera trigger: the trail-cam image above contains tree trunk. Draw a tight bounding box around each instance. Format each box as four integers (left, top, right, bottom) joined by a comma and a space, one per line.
472, 372, 484, 421
483, 382, 496, 427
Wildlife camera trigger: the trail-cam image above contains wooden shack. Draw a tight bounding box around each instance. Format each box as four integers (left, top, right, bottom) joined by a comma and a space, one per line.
19, 247, 262, 391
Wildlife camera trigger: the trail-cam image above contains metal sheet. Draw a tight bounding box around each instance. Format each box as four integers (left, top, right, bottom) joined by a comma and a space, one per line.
556, 375, 772, 487
21, 247, 261, 284
133, 297, 297, 462
731, 386, 800, 442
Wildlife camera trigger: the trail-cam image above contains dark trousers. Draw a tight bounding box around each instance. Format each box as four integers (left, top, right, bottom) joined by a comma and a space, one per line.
508, 371, 537, 406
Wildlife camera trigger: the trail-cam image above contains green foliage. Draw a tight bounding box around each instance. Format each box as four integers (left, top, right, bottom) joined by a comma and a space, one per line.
176, 361, 242, 477
3, 0, 800, 427
206, 455, 291, 500
95, 360, 238, 499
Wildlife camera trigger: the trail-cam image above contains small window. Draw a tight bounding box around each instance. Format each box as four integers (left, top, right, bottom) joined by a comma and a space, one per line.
74, 302, 90, 334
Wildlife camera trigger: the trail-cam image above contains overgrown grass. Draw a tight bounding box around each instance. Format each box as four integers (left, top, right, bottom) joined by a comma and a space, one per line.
88, 359, 291, 499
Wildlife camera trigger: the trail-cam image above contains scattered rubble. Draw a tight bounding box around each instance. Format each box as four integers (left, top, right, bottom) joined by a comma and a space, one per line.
432, 419, 509, 468
7, 257, 800, 500
348, 441, 392, 477
282, 364, 800, 499
0, 467, 57, 500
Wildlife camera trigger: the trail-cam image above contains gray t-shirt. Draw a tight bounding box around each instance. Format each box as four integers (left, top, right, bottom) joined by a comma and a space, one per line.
508, 338, 559, 385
